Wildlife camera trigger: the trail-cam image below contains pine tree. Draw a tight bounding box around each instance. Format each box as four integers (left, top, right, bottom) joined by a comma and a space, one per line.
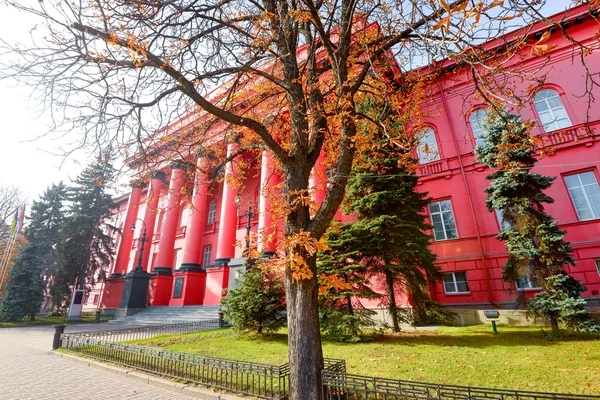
53, 153, 117, 310
475, 109, 598, 334
0, 183, 67, 320
322, 133, 446, 332
220, 263, 286, 334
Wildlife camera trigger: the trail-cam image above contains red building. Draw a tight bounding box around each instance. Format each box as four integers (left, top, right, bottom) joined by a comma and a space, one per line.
91, 5, 600, 322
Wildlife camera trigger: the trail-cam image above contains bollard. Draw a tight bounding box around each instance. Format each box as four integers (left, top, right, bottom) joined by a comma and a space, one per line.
52, 324, 67, 350
218, 312, 224, 328
492, 320, 498, 335
95, 310, 101, 323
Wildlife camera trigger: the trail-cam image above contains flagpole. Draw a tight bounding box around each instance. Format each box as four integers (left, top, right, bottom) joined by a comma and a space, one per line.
0, 232, 18, 292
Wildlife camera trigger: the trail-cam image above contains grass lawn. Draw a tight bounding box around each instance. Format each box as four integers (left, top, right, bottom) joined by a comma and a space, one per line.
132, 325, 600, 395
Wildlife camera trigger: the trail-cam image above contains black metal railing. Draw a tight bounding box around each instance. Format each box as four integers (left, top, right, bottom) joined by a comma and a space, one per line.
62, 333, 346, 400
61, 319, 223, 344
0, 311, 109, 328
322, 371, 600, 400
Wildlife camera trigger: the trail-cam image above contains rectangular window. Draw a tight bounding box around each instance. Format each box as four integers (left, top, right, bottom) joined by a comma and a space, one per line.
516, 273, 541, 290
93, 295, 99, 305
443, 272, 470, 294
564, 172, 600, 221
207, 200, 217, 224
595, 259, 600, 276
429, 200, 458, 240
203, 245, 212, 268
179, 207, 189, 227
174, 249, 182, 270
495, 209, 511, 230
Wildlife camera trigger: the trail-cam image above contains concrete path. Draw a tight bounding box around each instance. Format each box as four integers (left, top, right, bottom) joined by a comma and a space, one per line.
0, 324, 232, 400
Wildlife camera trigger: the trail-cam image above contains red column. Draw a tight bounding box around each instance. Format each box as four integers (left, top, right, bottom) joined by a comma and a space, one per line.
215, 142, 239, 266
111, 182, 143, 277
310, 151, 327, 207
136, 171, 165, 271
181, 156, 210, 271
258, 150, 282, 256
154, 162, 185, 275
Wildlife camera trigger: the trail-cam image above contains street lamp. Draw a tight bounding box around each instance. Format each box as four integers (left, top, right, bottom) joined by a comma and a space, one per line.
234, 192, 255, 264
131, 218, 147, 271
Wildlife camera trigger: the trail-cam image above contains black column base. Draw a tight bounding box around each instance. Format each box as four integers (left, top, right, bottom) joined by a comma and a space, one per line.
119, 269, 152, 310
212, 258, 231, 268
152, 266, 174, 276
262, 251, 276, 258
108, 273, 124, 279
179, 262, 203, 272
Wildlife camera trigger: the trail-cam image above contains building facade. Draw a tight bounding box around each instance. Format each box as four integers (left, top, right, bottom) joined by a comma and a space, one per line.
90, 5, 600, 316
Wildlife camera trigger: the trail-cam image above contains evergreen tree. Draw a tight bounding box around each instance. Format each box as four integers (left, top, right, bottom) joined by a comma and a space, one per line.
0, 183, 67, 320
52, 153, 117, 310
220, 263, 286, 334
475, 109, 598, 334
322, 134, 446, 332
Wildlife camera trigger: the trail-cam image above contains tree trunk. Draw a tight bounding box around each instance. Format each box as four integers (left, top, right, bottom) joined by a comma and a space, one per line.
385, 270, 401, 333
550, 315, 559, 334
285, 266, 323, 400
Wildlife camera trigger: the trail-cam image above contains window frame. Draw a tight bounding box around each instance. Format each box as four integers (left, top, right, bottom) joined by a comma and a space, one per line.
468, 108, 488, 147
179, 206, 189, 227
595, 259, 600, 276
428, 199, 459, 241
443, 272, 470, 294
207, 199, 217, 224
203, 245, 212, 268
174, 248, 183, 270
416, 126, 441, 164
531, 88, 573, 133
563, 170, 600, 221
515, 272, 541, 290
495, 208, 511, 231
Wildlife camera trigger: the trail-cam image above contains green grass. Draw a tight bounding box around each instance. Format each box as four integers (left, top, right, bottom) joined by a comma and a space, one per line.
131, 325, 600, 395
0, 313, 109, 327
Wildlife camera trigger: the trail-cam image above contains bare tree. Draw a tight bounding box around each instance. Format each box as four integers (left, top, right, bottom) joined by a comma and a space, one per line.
1, 1, 597, 398
0, 183, 24, 242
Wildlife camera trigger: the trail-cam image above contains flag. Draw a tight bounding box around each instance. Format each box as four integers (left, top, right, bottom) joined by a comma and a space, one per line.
10, 208, 17, 236
17, 206, 25, 233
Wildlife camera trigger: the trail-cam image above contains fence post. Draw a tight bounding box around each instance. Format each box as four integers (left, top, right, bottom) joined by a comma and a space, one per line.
52, 324, 67, 350
95, 310, 101, 323
218, 312, 224, 328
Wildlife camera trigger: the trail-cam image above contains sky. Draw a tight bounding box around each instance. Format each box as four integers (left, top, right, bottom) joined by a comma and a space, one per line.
0, 1, 578, 207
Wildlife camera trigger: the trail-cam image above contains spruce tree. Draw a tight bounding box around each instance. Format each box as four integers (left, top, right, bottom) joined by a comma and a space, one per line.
53, 153, 117, 310
475, 109, 598, 334
0, 183, 67, 320
322, 135, 445, 332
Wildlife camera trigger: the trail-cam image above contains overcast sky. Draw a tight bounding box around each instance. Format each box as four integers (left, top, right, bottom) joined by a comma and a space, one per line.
0, 1, 578, 207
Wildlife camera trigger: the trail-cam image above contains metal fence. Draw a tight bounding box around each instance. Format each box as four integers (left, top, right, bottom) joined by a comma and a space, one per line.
62, 333, 345, 400
61, 319, 223, 344
0, 311, 108, 328
322, 371, 600, 400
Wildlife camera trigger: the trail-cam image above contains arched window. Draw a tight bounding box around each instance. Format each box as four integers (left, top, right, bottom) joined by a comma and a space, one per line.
207, 199, 217, 224
416, 127, 440, 164
469, 109, 487, 145
533, 89, 571, 132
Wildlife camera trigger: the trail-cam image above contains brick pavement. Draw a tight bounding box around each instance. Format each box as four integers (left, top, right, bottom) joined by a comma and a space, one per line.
0, 324, 232, 400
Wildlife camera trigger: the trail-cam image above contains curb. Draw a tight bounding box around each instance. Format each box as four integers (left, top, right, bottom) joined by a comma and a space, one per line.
48, 350, 242, 400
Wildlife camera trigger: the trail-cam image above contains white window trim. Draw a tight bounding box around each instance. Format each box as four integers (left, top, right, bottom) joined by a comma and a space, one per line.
565, 172, 600, 221
469, 109, 487, 146
203, 245, 212, 268
174, 249, 183, 270
207, 200, 217, 224
443, 272, 470, 294
533, 89, 572, 132
416, 127, 440, 164
516, 272, 541, 290
429, 200, 458, 241
595, 259, 600, 276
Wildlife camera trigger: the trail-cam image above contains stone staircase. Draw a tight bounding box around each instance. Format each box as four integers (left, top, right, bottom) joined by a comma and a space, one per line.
111, 305, 221, 325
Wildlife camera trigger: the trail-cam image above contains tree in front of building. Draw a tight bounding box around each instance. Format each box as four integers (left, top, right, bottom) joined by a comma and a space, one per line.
475, 109, 597, 334
51, 154, 117, 310
220, 262, 286, 335
0, 183, 68, 320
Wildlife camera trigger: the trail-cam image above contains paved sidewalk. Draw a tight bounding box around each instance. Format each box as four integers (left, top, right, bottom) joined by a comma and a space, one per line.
0, 324, 217, 400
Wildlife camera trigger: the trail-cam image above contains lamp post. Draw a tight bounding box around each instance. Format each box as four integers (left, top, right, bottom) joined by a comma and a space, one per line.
131, 218, 147, 271
234, 193, 255, 264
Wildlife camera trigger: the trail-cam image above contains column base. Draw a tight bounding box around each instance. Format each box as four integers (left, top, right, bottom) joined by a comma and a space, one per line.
203, 266, 230, 305
148, 274, 174, 306
152, 266, 174, 276
212, 257, 231, 268
119, 269, 152, 310
108, 272, 124, 279
100, 277, 125, 309
179, 262, 203, 272
169, 270, 207, 306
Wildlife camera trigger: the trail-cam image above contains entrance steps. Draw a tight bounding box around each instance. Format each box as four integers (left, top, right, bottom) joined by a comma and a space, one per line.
111, 305, 220, 325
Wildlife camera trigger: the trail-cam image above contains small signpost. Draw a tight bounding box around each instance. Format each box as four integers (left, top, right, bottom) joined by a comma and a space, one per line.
68, 289, 85, 320
484, 310, 500, 335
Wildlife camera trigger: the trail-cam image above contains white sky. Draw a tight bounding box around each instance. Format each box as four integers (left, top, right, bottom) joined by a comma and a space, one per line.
0, 1, 576, 205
